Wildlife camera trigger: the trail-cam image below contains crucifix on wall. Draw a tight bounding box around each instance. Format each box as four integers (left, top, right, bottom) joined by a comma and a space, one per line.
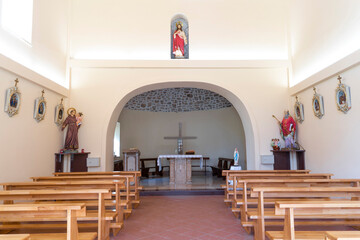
164, 123, 197, 154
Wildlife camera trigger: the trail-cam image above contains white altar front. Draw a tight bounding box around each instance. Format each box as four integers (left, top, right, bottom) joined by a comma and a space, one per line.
157, 155, 203, 186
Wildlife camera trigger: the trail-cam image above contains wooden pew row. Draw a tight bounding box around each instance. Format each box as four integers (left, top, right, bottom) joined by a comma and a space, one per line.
0, 234, 30, 240
250, 187, 360, 240
31, 174, 139, 209
224, 173, 332, 205
53, 171, 142, 197
232, 178, 360, 221
1, 180, 128, 235
266, 200, 360, 240
222, 170, 312, 204
326, 231, 360, 240
0, 189, 111, 240
0, 203, 97, 240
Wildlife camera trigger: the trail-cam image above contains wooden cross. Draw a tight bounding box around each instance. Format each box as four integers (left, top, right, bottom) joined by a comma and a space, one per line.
164, 123, 197, 154
14, 78, 19, 87
41, 90, 45, 97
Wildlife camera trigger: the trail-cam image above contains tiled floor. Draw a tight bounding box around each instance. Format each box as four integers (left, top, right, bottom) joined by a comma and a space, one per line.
141, 172, 225, 190
112, 195, 253, 240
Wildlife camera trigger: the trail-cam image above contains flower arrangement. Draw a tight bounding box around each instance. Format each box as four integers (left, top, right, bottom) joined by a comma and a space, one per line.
271, 138, 281, 151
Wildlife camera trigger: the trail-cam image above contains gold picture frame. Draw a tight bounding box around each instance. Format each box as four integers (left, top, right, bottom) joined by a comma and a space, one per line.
54, 98, 65, 126
4, 79, 21, 117
312, 87, 324, 119
34, 90, 46, 122
335, 75, 351, 114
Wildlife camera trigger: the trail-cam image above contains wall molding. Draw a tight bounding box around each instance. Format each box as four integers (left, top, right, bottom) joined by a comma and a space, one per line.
0, 54, 69, 97
69, 59, 290, 69
290, 49, 360, 96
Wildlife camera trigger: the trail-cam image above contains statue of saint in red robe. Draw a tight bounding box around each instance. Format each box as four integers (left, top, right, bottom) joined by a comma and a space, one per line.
172, 22, 188, 58
280, 111, 296, 149
62, 108, 81, 150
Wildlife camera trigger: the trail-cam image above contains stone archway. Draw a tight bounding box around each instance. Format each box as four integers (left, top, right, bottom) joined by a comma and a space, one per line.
103, 81, 259, 171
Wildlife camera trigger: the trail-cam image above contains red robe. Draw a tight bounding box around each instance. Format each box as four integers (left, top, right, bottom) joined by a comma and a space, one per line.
281, 116, 296, 137
173, 30, 185, 56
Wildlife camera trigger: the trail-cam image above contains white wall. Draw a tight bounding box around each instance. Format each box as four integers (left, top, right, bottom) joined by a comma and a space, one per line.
119, 107, 246, 169
0, 68, 65, 182
291, 63, 360, 179
70, 0, 288, 60
0, 0, 69, 86
69, 62, 289, 171
289, 0, 360, 86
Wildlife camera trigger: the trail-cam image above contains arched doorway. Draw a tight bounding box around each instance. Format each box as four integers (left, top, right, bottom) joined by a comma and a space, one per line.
103, 81, 259, 173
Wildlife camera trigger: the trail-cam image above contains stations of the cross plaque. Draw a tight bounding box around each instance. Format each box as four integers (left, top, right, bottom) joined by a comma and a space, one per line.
164, 122, 197, 154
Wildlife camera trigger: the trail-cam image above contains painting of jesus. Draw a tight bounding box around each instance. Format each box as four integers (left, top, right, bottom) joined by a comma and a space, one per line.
171, 16, 189, 59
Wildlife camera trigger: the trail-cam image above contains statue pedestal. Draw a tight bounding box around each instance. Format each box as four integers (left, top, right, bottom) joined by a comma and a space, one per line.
55, 152, 90, 172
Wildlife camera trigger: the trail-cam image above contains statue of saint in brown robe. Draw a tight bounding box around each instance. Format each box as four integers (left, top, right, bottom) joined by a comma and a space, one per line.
62, 108, 80, 150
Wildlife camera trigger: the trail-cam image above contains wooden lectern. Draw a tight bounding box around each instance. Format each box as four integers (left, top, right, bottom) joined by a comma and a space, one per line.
123, 149, 140, 171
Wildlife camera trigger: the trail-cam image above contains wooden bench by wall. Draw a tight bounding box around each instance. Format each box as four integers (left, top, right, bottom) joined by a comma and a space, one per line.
250, 187, 360, 240
0, 189, 111, 240
266, 200, 360, 240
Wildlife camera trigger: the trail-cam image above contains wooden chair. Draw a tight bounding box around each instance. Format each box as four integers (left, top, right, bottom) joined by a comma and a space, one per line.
0, 189, 111, 240
266, 200, 360, 240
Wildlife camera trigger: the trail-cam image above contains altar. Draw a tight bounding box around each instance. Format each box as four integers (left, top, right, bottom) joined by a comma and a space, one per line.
157, 155, 203, 186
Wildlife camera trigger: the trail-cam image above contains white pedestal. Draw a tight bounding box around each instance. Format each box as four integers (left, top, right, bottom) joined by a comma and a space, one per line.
62, 154, 72, 173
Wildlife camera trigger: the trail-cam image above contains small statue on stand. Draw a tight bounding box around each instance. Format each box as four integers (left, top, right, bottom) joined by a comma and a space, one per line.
273, 110, 297, 150
271, 138, 281, 150
234, 148, 239, 166
62, 108, 83, 152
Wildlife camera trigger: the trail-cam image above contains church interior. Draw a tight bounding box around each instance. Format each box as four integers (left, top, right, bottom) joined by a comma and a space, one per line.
1, 0, 360, 239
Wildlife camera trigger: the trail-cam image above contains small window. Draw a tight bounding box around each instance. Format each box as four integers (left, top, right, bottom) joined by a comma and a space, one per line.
1, 0, 34, 44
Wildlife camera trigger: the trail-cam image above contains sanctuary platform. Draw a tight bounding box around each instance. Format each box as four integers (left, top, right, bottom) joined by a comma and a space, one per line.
140, 171, 224, 191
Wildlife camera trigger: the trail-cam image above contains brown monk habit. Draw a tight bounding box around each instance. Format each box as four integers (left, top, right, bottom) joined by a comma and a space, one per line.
62, 115, 80, 150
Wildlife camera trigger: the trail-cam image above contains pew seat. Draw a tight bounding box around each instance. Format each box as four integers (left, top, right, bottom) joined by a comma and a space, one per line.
0, 234, 30, 240
266, 231, 327, 240
326, 231, 360, 240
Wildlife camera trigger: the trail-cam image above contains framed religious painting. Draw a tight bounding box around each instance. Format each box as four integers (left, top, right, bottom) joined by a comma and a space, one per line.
171, 15, 189, 59
294, 96, 304, 123
312, 87, 324, 119
4, 78, 21, 117
34, 90, 46, 122
54, 98, 65, 125
335, 75, 351, 113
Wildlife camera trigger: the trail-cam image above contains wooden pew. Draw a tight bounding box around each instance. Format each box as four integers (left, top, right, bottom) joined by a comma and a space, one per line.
1, 180, 128, 235
0, 203, 96, 240
32, 174, 139, 209
232, 178, 360, 221
0, 234, 30, 240
211, 158, 234, 177
222, 170, 311, 205
0, 189, 111, 240
223, 172, 330, 206
51, 171, 142, 207
266, 200, 360, 240
326, 231, 360, 240
250, 187, 360, 240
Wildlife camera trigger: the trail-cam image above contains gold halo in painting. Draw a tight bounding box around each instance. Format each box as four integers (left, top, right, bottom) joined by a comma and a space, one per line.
67, 107, 77, 116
